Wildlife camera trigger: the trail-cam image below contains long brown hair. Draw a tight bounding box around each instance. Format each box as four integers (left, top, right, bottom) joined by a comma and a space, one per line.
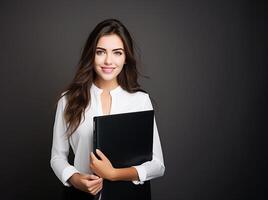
58, 19, 146, 137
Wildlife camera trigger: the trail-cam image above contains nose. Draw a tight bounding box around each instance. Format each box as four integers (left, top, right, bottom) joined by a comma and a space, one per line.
104, 52, 112, 65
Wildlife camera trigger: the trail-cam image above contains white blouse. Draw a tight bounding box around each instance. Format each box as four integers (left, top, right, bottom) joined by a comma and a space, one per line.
50, 83, 165, 186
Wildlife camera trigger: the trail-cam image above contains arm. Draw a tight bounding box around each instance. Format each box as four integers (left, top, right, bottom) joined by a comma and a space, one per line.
131, 94, 165, 184
51, 95, 103, 195
90, 150, 139, 181
111, 167, 139, 181
112, 116, 165, 184
50, 94, 80, 186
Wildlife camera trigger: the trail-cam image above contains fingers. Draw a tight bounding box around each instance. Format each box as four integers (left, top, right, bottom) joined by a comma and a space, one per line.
73, 173, 102, 195
91, 183, 103, 195
96, 149, 108, 161
90, 152, 98, 162
86, 178, 103, 195
87, 174, 99, 180
82, 174, 100, 182
89, 154, 97, 172
89, 181, 102, 194
89, 185, 101, 195
83, 178, 101, 190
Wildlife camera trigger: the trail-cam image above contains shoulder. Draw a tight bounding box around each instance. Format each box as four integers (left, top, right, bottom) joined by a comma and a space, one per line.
121, 90, 150, 102
120, 89, 153, 110
57, 91, 68, 108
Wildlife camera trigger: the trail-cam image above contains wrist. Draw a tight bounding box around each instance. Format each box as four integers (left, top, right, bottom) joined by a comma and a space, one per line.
109, 168, 118, 181
68, 173, 80, 186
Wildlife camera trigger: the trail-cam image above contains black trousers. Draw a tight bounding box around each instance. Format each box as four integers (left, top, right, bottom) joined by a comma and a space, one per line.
61, 186, 100, 200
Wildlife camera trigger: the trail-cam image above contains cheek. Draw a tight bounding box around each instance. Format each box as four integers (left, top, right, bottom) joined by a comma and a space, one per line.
115, 56, 126, 66
94, 56, 103, 65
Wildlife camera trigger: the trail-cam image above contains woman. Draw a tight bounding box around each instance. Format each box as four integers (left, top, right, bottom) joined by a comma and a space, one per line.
50, 18, 165, 200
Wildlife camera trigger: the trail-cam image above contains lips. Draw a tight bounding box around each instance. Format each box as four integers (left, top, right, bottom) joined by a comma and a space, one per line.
101, 66, 115, 74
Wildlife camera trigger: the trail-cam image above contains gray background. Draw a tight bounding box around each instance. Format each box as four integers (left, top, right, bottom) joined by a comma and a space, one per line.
0, 0, 267, 199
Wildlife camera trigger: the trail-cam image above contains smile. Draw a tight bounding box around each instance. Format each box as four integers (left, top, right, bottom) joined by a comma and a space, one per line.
101, 66, 115, 74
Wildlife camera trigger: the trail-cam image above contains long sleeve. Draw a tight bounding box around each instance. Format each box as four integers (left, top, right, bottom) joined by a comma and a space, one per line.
132, 94, 165, 185
50, 95, 80, 186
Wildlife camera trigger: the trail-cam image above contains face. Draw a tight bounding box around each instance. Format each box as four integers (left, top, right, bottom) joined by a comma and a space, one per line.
94, 34, 126, 85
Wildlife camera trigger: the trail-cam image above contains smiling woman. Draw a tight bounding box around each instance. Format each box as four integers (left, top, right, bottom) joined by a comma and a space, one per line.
50, 19, 165, 200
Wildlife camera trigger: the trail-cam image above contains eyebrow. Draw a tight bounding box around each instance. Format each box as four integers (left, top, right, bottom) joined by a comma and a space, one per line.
96, 47, 125, 51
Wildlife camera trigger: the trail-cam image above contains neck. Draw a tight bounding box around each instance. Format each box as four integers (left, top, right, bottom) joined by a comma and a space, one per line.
94, 79, 119, 92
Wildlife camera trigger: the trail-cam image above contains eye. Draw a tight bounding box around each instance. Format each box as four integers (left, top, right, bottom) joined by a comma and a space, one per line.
96, 50, 105, 55
114, 51, 123, 56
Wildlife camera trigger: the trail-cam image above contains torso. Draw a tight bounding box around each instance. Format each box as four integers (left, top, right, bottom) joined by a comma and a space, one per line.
66, 86, 150, 174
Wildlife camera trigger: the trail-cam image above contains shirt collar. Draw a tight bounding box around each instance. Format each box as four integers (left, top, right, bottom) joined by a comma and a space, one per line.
91, 83, 123, 96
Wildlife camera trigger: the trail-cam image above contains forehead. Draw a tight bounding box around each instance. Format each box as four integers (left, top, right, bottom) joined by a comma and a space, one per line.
96, 34, 124, 49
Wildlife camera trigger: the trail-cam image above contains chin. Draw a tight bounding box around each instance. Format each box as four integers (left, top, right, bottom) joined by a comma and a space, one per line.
95, 72, 117, 81
100, 76, 117, 82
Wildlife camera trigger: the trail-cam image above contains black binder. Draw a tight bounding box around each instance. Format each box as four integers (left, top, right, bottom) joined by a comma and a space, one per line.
93, 110, 154, 200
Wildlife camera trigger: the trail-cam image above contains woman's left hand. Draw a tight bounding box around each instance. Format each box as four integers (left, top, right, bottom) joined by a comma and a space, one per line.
90, 149, 116, 181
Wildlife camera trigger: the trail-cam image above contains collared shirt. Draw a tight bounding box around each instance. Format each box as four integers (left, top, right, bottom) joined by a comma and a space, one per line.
50, 83, 165, 186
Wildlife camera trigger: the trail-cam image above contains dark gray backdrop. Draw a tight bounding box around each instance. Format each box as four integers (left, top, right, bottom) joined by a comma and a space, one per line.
0, 0, 267, 199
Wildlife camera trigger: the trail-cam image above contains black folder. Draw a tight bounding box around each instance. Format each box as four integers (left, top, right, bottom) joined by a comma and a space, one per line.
93, 110, 154, 200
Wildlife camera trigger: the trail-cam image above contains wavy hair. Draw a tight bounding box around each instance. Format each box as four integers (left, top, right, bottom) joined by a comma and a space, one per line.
57, 19, 146, 137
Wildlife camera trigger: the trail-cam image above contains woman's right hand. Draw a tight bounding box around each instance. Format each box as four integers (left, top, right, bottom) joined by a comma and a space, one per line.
68, 173, 103, 195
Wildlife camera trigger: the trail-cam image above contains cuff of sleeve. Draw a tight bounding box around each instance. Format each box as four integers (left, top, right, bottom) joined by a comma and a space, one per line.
62, 166, 80, 187
132, 165, 147, 185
